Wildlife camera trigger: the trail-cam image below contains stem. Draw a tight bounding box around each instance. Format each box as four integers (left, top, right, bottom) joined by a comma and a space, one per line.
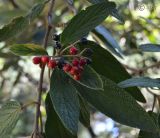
60, 40, 79, 55
21, 101, 38, 110
33, 0, 55, 137
9, 0, 19, 9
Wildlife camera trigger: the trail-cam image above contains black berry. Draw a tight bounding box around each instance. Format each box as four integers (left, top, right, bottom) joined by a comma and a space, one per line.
53, 34, 60, 41
55, 41, 62, 49
86, 59, 92, 65
57, 57, 66, 69
84, 48, 93, 57
80, 37, 88, 44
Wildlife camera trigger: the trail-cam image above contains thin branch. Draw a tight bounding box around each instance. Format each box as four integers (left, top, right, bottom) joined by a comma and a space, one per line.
9, 0, 19, 9
152, 95, 156, 112
123, 61, 160, 75
33, 0, 55, 137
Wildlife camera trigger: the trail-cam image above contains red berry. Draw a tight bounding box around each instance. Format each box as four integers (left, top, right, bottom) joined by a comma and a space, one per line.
33, 57, 41, 64
48, 59, 57, 69
70, 66, 79, 75
69, 46, 78, 55
79, 58, 87, 66
74, 74, 81, 80
72, 58, 79, 66
41, 56, 50, 64
63, 64, 72, 72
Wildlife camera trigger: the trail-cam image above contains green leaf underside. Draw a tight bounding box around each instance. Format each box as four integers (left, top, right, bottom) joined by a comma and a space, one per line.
10, 44, 48, 56
45, 94, 77, 138
118, 77, 160, 88
49, 69, 80, 134
139, 44, 160, 52
0, 1, 47, 42
74, 78, 158, 132
138, 111, 160, 138
77, 41, 146, 103
79, 95, 90, 127
93, 25, 123, 58
61, 2, 116, 45
68, 66, 103, 90
0, 101, 21, 137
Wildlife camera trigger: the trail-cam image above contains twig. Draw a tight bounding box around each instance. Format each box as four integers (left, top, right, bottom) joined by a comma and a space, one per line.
152, 95, 156, 112
9, 0, 19, 9
123, 61, 160, 75
33, 0, 55, 137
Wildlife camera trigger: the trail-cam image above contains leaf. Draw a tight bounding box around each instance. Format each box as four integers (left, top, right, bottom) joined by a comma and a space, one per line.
26, 1, 48, 21
0, 101, 22, 137
77, 41, 146, 103
110, 8, 125, 24
68, 66, 103, 90
86, 0, 106, 4
74, 78, 158, 133
79, 95, 90, 127
61, 2, 116, 45
93, 25, 123, 58
86, 0, 125, 23
138, 111, 160, 138
0, 1, 47, 42
139, 44, 160, 52
0, 16, 28, 42
118, 77, 160, 88
49, 68, 80, 134
10, 44, 48, 56
45, 94, 77, 138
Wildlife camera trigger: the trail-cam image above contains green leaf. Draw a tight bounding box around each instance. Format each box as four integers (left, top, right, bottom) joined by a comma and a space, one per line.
0, 16, 28, 42
93, 25, 123, 58
68, 66, 103, 90
77, 41, 146, 103
49, 69, 80, 134
10, 44, 48, 56
139, 44, 160, 52
79, 95, 90, 127
118, 77, 160, 88
138, 111, 160, 138
0, 101, 22, 137
86, 0, 125, 23
61, 2, 116, 45
45, 94, 77, 138
74, 78, 158, 132
26, 1, 48, 21
0, 1, 47, 42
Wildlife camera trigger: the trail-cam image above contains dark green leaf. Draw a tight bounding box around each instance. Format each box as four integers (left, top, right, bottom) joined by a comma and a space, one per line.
10, 44, 48, 56
45, 94, 77, 138
61, 2, 116, 45
0, 1, 47, 42
49, 69, 80, 134
0, 101, 22, 137
79, 95, 90, 127
138, 111, 160, 138
68, 66, 103, 90
77, 41, 146, 103
139, 44, 160, 52
118, 77, 160, 88
74, 78, 158, 132
86, 0, 106, 4
93, 25, 123, 58
86, 0, 124, 23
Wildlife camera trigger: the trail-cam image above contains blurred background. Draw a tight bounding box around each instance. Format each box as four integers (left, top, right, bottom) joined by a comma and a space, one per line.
0, 0, 160, 137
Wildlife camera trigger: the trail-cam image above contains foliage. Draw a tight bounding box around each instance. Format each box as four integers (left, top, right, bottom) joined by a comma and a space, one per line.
0, 0, 160, 138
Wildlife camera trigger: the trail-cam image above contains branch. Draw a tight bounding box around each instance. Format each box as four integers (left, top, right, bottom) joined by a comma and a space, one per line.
9, 0, 19, 9
123, 61, 160, 75
32, 0, 55, 137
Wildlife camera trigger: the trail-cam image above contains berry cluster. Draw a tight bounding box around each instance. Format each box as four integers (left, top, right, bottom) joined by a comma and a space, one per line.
32, 35, 92, 81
